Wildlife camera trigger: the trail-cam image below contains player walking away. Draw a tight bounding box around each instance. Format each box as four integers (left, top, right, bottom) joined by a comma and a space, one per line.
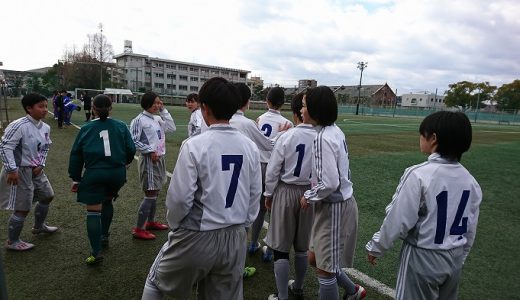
142, 77, 261, 300
130, 92, 176, 240
264, 93, 315, 300
255, 87, 294, 262
80, 91, 92, 122
0, 93, 58, 251
69, 95, 136, 265
300, 86, 366, 300
56, 90, 66, 129
185, 93, 208, 137
366, 111, 482, 300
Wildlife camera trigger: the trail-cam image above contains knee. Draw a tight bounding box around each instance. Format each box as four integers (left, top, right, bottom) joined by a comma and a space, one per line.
145, 190, 158, 198
14, 210, 29, 217
273, 250, 289, 262
39, 196, 54, 205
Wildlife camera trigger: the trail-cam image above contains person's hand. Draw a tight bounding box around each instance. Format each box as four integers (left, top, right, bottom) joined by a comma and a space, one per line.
265, 197, 272, 210
32, 166, 43, 177
6, 171, 18, 185
300, 196, 309, 209
71, 182, 79, 193
368, 254, 378, 266
278, 122, 292, 132
158, 100, 165, 112
151, 152, 159, 163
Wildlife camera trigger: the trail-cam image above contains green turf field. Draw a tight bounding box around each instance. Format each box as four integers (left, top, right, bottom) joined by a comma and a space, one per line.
1, 99, 519, 299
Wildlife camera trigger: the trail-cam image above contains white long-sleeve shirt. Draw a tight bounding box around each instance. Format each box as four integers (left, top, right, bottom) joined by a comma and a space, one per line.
366, 153, 482, 261
187, 108, 208, 137
130, 109, 176, 156
230, 111, 274, 162
256, 109, 293, 163
0, 115, 51, 172
166, 124, 262, 231
303, 124, 353, 203
264, 124, 316, 197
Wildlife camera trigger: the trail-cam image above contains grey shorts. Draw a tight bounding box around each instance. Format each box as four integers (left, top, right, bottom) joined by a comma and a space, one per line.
265, 182, 313, 253
0, 166, 54, 211
147, 225, 247, 299
341, 196, 358, 268
309, 200, 347, 273
396, 242, 464, 300
138, 154, 167, 191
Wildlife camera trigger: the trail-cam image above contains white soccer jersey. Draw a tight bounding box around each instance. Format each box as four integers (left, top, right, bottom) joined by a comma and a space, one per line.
256, 109, 293, 163
130, 109, 176, 156
0, 116, 52, 172
303, 124, 353, 203
230, 111, 274, 162
166, 124, 262, 231
366, 153, 482, 260
264, 124, 316, 197
187, 108, 208, 137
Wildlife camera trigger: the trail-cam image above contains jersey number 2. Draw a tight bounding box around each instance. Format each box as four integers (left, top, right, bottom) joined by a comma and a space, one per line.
99, 130, 111, 156
434, 190, 469, 244
222, 155, 243, 208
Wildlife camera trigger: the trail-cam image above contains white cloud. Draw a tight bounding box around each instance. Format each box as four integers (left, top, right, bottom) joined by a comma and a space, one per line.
0, 0, 518, 94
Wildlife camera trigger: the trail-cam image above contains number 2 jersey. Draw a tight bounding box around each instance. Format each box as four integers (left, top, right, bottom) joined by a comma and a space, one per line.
366, 153, 482, 260
166, 124, 262, 231
68, 118, 136, 181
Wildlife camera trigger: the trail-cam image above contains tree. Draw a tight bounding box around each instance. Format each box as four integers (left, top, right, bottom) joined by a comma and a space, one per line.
252, 84, 264, 101
495, 80, 520, 111
444, 81, 496, 109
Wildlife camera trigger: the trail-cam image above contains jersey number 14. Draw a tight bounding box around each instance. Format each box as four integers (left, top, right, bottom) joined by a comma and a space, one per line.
434, 190, 469, 244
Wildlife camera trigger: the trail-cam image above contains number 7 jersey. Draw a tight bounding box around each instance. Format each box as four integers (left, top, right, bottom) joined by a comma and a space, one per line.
366, 153, 482, 260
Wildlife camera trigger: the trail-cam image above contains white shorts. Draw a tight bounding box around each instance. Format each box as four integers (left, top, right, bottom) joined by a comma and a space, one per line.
0, 166, 54, 211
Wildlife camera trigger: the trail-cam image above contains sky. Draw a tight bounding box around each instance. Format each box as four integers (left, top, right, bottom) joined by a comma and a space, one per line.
1, 0, 519, 95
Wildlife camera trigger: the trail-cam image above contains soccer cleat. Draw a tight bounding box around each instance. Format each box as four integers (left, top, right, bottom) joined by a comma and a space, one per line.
288, 280, 304, 299
132, 227, 156, 240
145, 221, 169, 230
248, 241, 261, 255
267, 294, 280, 300
5, 240, 35, 251
262, 245, 273, 262
243, 266, 256, 278
344, 284, 367, 300
85, 254, 104, 266
31, 224, 58, 234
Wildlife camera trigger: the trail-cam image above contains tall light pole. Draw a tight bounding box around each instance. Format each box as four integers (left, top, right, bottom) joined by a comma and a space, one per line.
356, 62, 368, 115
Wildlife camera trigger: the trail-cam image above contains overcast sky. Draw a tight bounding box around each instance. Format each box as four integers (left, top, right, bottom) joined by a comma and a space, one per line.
1, 0, 519, 94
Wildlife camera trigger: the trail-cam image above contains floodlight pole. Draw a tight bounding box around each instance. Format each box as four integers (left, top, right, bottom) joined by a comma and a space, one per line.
356, 62, 367, 115
475, 88, 481, 123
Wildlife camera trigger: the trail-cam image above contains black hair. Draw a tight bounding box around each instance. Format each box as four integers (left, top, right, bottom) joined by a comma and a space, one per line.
199, 77, 240, 121
141, 91, 158, 110
291, 92, 304, 122
92, 94, 112, 121
267, 87, 285, 109
305, 86, 337, 126
419, 111, 472, 161
21, 93, 47, 113
186, 93, 199, 102
234, 82, 251, 108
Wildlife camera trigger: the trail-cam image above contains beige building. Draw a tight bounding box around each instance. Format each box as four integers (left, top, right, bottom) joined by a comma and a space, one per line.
113, 41, 250, 96
400, 91, 445, 108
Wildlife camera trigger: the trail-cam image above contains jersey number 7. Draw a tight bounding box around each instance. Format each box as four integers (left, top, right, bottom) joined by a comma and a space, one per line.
434, 190, 469, 244
222, 155, 243, 208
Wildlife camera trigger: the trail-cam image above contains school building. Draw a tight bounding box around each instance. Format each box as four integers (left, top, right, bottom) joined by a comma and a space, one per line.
113, 40, 250, 97
400, 91, 446, 108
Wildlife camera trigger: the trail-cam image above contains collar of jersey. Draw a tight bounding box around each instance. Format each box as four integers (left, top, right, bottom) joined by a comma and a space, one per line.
209, 123, 233, 130
234, 110, 245, 116
26, 115, 43, 128
142, 110, 156, 118
268, 109, 281, 114
428, 152, 458, 164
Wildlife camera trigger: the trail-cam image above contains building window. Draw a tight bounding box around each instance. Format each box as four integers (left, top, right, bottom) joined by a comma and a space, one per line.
179, 75, 188, 81
211, 70, 219, 75
190, 67, 199, 72
145, 72, 151, 77
155, 73, 164, 78
221, 71, 229, 75
200, 78, 207, 82
178, 65, 188, 71
190, 77, 198, 81
154, 83, 164, 88
167, 84, 176, 90
201, 68, 209, 73
145, 82, 151, 87
167, 74, 176, 79
411, 98, 417, 104
190, 86, 198, 92
153, 63, 164, 68
179, 85, 188, 91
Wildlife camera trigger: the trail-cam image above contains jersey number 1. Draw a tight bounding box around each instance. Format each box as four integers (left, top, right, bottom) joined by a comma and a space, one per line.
99, 130, 112, 156
222, 155, 243, 208
434, 190, 469, 244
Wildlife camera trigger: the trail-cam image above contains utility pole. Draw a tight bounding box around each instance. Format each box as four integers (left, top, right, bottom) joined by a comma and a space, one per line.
99, 23, 104, 90
356, 62, 367, 115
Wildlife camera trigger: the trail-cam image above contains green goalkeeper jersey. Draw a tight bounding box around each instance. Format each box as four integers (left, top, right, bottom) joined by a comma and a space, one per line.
69, 118, 136, 182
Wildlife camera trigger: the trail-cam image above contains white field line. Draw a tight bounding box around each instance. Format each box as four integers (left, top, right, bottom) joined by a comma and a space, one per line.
64, 113, 395, 298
